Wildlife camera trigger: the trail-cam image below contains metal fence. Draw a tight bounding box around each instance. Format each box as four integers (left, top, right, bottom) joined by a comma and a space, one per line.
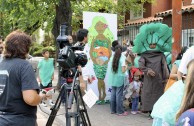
182, 12, 194, 47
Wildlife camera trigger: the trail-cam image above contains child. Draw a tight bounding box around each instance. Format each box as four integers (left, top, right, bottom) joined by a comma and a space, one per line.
125, 68, 142, 115
38, 49, 55, 107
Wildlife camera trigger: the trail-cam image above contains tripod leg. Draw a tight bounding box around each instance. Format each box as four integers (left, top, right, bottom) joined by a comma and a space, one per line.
46, 86, 65, 126
66, 84, 80, 126
74, 89, 80, 126
80, 110, 87, 126
70, 86, 81, 126
77, 85, 91, 126
65, 86, 72, 126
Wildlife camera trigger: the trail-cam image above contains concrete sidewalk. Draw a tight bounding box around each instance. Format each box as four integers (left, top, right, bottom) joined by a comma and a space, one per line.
37, 107, 61, 126
37, 89, 153, 126
36, 68, 153, 126
36, 68, 61, 126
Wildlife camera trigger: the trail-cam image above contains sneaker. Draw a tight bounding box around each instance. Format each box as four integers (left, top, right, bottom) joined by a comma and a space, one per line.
148, 113, 153, 120
49, 101, 55, 106
46, 88, 55, 96
117, 111, 129, 116
131, 111, 137, 115
137, 111, 142, 114
40, 102, 47, 107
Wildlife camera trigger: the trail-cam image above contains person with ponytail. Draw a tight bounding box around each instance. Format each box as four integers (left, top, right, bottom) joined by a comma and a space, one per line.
108, 42, 129, 116
176, 59, 194, 126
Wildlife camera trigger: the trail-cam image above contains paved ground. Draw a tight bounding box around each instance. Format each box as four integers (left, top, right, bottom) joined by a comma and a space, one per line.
36, 67, 153, 126
37, 90, 153, 126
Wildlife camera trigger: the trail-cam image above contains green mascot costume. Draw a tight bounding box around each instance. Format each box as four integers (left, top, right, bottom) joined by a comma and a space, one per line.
132, 23, 172, 114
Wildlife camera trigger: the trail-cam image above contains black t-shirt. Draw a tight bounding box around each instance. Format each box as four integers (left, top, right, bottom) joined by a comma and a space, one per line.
0, 58, 40, 117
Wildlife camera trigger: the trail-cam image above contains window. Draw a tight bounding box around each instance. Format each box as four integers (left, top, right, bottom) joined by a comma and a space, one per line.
129, 26, 140, 42
182, 29, 194, 47
192, 0, 194, 4
189, 37, 194, 47
130, 5, 143, 20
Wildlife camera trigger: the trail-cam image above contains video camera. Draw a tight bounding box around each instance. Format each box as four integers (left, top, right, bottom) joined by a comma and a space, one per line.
46, 24, 91, 126
56, 24, 88, 78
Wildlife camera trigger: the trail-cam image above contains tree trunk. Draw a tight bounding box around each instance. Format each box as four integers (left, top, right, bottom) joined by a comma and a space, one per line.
52, 0, 72, 39
52, 0, 72, 87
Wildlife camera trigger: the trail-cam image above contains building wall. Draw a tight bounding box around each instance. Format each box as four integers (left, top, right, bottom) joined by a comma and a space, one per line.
183, 0, 192, 6
162, 12, 194, 29
125, 12, 130, 23
163, 16, 172, 27
161, 12, 194, 47
127, 0, 173, 19
151, 0, 172, 16
143, 3, 152, 18
182, 12, 194, 29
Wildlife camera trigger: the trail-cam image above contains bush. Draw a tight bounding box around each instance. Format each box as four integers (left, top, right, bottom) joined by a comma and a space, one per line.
43, 46, 56, 58
30, 42, 56, 57
30, 42, 43, 56
32, 48, 43, 56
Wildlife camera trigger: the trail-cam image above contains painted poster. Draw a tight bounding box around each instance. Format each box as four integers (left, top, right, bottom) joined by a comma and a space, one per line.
83, 12, 117, 104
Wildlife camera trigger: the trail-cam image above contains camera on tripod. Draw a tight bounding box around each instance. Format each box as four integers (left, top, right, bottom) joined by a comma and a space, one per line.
56, 23, 88, 74
56, 23, 88, 84
46, 24, 91, 126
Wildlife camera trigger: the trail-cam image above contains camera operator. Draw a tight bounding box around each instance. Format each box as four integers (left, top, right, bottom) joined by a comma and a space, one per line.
67, 28, 90, 126
0, 30, 48, 126
74, 29, 88, 47
60, 29, 89, 105
74, 29, 91, 93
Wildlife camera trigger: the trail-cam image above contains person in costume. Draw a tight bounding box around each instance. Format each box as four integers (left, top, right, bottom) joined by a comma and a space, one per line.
88, 16, 114, 104
132, 23, 171, 116
164, 52, 172, 72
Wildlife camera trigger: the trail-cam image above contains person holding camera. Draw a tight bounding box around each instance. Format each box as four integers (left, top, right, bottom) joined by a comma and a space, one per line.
74, 29, 88, 47
74, 29, 91, 92
60, 29, 89, 107
0, 30, 47, 126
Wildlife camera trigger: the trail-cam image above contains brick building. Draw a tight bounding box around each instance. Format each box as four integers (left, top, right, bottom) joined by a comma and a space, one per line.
121, 0, 194, 47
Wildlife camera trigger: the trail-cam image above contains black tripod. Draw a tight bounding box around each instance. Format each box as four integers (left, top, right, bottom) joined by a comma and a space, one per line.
46, 69, 91, 126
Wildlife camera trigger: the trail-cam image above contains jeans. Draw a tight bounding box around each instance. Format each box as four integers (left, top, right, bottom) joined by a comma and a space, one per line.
110, 85, 124, 114
0, 114, 37, 126
132, 97, 139, 111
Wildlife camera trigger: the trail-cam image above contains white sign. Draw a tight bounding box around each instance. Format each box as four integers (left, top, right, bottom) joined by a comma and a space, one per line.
83, 12, 117, 101
83, 89, 99, 108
